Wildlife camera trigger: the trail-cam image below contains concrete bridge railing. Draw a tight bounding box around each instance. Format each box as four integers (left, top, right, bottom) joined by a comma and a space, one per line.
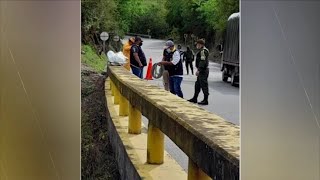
107, 66, 239, 180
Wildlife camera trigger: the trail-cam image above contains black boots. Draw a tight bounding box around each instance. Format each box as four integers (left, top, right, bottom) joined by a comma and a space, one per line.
198, 99, 208, 105
188, 94, 209, 105
198, 95, 209, 105
188, 97, 197, 103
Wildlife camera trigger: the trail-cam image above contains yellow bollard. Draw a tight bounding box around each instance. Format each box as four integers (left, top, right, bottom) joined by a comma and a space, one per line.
114, 86, 120, 104
128, 103, 141, 134
119, 93, 129, 116
188, 158, 211, 180
147, 123, 164, 164
111, 81, 115, 96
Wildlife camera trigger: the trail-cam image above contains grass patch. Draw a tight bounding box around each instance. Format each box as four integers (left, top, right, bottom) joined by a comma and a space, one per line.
81, 44, 107, 73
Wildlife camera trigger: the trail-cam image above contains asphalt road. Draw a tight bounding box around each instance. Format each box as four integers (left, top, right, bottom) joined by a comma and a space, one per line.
123, 37, 239, 171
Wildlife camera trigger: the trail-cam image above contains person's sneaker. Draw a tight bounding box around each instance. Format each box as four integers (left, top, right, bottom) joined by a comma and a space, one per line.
198, 100, 208, 105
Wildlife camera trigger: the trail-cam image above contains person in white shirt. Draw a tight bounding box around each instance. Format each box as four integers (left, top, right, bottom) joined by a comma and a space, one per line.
158, 40, 184, 98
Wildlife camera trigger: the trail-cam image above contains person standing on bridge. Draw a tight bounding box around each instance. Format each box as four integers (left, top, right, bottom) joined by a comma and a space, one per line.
158, 40, 184, 98
188, 39, 210, 105
122, 37, 135, 71
161, 38, 174, 91
183, 46, 194, 75
177, 44, 184, 60
137, 40, 147, 78
130, 36, 145, 79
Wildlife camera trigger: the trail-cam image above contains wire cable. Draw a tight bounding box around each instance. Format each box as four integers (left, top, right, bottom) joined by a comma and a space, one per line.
151, 63, 164, 79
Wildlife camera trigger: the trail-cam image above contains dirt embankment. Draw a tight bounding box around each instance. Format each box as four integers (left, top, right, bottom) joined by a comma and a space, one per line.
81, 65, 120, 180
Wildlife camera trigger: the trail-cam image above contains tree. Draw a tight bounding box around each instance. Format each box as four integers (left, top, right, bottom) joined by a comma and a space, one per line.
81, 0, 121, 44
81, 0, 239, 52
119, 0, 169, 38
199, 0, 239, 35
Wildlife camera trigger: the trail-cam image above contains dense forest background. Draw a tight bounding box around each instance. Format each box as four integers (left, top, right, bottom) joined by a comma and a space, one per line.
81, 0, 239, 51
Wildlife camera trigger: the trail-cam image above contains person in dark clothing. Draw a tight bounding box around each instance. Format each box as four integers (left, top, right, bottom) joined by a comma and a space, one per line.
183, 46, 194, 75
177, 44, 185, 62
137, 42, 147, 78
188, 39, 210, 105
130, 36, 145, 78
158, 40, 184, 98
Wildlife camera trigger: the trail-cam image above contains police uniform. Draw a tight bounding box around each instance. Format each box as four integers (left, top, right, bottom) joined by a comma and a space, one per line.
189, 40, 210, 105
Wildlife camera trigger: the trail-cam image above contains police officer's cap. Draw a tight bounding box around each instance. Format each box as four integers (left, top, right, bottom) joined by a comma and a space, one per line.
196, 39, 205, 45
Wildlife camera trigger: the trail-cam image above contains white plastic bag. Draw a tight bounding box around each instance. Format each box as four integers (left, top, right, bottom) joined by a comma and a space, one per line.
107, 50, 126, 65
107, 51, 116, 63
114, 52, 126, 64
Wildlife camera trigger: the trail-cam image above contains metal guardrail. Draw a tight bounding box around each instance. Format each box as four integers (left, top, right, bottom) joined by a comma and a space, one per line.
126, 33, 151, 39
107, 66, 239, 180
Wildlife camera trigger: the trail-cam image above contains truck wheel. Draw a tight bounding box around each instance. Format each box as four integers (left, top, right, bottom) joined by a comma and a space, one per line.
222, 69, 228, 82
231, 73, 239, 87
231, 72, 236, 86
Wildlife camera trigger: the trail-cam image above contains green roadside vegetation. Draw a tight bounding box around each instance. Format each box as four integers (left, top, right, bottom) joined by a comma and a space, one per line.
82, 0, 239, 50
81, 44, 106, 73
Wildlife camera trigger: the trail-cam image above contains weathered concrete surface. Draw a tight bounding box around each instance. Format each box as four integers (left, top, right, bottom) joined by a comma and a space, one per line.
108, 66, 240, 179
105, 79, 187, 180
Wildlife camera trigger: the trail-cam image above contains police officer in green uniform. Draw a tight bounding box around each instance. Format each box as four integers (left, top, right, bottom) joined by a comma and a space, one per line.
188, 39, 210, 105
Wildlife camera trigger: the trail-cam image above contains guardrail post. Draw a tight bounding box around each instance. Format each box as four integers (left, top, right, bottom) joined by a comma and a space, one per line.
188, 158, 211, 180
147, 123, 164, 164
119, 93, 129, 116
114, 85, 120, 104
128, 103, 141, 134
